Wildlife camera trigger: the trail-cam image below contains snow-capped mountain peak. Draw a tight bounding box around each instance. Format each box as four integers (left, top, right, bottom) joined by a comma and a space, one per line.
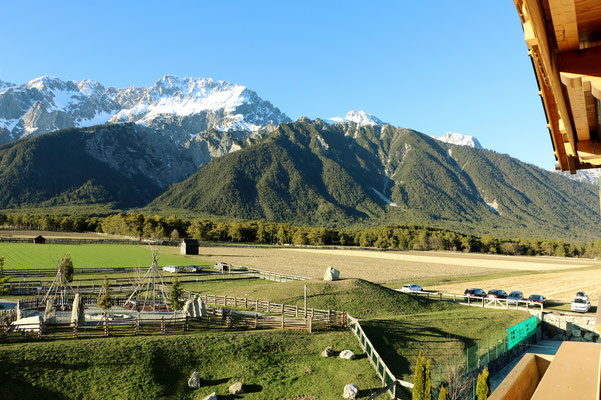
0, 75, 290, 145
327, 110, 386, 126
433, 132, 482, 149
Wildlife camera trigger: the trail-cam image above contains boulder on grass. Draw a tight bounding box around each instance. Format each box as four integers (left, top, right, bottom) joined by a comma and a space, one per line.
339, 350, 355, 360
343, 384, 359, 399
202, 393, 217, 400
321, 346, 335, 358
323, 267, 340, 281
228, 382, 245, 394
187, 371, 201, 388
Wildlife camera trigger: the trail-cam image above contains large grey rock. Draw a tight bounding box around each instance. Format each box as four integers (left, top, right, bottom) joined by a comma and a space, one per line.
10, 315, 42, 332
187, 371, 201, 388
551, 334, 564, 341
183, 295, 207, 319
70, 293, 85, 326
43, 299, 56, 323
323, 267, 340, 281
584, 332, 594, 341
201, 393, 217, 400
343, 383, 359, 399
339, 350, 355, 360
321, 346, 335, 358
228, 382, 245, 395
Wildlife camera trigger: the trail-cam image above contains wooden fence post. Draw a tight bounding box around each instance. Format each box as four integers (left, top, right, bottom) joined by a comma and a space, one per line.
40, 320, 44, 340
161, 316, 165, 334
183, 316, 188, 332
104, 318, 109, 337
254, 313, 258, 329
308, 317, 313, 333
281, 313, 285, 329
134, 319, 138, 336
327, 309, 332, 330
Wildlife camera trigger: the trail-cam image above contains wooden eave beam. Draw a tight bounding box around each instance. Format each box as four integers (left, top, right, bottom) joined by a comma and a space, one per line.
560, 72, 592, 140
558, 46, 601, 77
514, 0, 579, 172
548, 0, 580, 51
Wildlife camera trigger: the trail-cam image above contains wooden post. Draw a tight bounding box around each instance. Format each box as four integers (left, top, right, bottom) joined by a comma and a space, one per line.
468, 296, 471, 306
134, 319, 138, 336
304, 284, 308, 318
327, 309, 332, 330
268, 301, 271, 313
453, 294, 456, 302
254, 313, 258, 329
281, 312, 285, 329
308, 317, 312, 333
39, 320, 44, 340
161, 316, 165, 334
104, 318, 109, 337
184, 316, 188, 332
255, 299, 258, 311
244, 298, 248, 309
482, 297, 485, 308
312, 307, 314, 318
295, 305, 298, 317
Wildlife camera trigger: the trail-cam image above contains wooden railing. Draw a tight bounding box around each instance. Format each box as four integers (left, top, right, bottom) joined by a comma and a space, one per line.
347, 315, 414, 399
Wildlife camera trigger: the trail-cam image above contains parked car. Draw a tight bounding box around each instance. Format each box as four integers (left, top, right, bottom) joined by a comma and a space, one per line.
571, 296, 591, 313
214, 262, 230, 272
487, 289, 508, 299
162, 265, 180, 273
527, 294, 547, 305
182, 265, 201, 273
464, 288, 487, 298
400, 284, 423, 293
507, 291, 523, 304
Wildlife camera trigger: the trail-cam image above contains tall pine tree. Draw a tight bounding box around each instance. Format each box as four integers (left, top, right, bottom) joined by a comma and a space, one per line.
476, 367, 490, 400
413, 352, 426, 400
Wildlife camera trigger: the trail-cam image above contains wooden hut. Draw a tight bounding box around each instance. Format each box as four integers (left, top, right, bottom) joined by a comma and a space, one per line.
33, 235, 46, 244
180, 239, 199, 255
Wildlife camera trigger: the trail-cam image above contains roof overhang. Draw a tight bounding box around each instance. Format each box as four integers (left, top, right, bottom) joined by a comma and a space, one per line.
513, 0, 601, 173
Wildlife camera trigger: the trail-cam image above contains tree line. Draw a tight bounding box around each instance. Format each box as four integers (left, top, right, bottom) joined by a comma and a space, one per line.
2, 212, 601, 258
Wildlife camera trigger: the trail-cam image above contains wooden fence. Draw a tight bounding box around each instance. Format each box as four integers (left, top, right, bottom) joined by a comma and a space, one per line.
0, 237, 179, 246
347, 315, 414, 399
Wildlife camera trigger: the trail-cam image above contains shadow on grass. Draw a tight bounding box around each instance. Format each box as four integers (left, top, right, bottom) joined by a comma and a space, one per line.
361, 319, 477, 378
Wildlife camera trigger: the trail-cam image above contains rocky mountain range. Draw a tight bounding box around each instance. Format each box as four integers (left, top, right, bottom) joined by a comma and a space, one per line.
0, 75, 289, 165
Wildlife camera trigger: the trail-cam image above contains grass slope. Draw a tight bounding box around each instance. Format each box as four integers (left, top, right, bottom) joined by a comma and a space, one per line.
0, 330, 381, 400
0, 243, 210, 269
204, 279, 457, 319
362, 309, 529, 381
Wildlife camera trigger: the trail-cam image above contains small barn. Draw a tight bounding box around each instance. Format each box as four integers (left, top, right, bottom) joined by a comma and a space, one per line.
33, 235, 46, 244
180, 239, 199, 255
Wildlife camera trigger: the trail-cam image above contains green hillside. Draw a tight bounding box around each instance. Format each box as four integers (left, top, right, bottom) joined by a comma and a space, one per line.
149, 120, 600, 240
0, 125, 163, 209
201, 279, 456, 319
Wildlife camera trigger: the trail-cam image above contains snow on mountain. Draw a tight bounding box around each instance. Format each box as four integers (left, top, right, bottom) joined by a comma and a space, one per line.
433, 132, 482, 149
327, 110, 386, 126
558, 169, 601, 185
0, 75, 290, 145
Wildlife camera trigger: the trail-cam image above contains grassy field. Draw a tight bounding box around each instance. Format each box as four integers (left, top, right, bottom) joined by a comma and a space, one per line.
0, 243, 211, 269
0, 330, 382, 400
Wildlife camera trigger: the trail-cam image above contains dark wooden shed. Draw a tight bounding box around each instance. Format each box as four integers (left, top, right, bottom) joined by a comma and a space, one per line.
180, 239, 199, 255
33, 235, 46, 244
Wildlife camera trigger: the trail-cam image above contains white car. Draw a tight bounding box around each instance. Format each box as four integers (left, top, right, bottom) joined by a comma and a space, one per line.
162, 265, 180, 273
571, 296, 591, 313
400, 284, 423, 293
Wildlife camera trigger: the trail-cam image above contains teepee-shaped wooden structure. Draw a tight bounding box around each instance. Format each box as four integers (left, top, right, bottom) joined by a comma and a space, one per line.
124, 248, 168, 311
42, 257, 76, 310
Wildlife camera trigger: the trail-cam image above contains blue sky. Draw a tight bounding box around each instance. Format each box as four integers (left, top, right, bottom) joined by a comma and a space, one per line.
0, 1, 553, 169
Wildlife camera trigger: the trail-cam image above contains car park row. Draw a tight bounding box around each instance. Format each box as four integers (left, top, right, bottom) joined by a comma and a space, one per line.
399, 284, 593, 314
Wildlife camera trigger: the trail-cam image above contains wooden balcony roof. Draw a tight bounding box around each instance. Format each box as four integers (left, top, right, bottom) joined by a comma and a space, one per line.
514, 0, 601, 172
